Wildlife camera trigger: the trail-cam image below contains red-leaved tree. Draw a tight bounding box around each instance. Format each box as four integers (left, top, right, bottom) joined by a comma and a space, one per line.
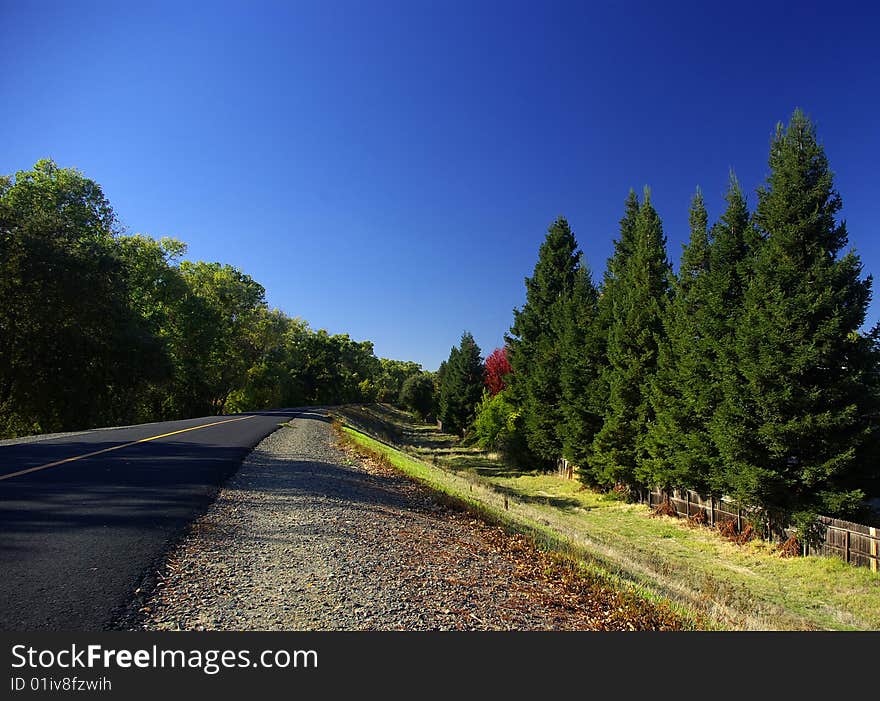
484, 346, 512, 396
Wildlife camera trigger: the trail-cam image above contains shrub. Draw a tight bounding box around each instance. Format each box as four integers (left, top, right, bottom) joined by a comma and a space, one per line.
473, 389, 515, 450
399, 372, 436, 420
472, 389, 534, 466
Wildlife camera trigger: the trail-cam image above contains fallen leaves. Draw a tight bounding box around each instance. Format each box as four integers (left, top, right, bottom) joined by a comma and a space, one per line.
338, 430, 686, 631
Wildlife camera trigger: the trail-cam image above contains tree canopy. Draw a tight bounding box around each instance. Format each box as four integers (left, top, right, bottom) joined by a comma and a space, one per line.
0, 160, 421, 438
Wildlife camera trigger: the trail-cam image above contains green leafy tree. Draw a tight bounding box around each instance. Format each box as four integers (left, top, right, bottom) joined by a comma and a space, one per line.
375, 359, 423, 404
589, 189, 672, 487
224, 308, 294, 412
472, 389, 533, 465
473, 389, 515, 448
0, 160, 163, 435
507, 216, 580, 464
178, 261, 269, 414
712, 110, 876, 521
399, 372, 436, 420
288, 329, 382, 405
115, 234, 191, 419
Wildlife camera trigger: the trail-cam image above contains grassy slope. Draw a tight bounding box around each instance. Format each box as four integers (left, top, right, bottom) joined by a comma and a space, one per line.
334, 404, 880, 631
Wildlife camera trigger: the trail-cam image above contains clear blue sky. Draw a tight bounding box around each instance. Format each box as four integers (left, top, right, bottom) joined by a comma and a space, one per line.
2, 1, 878, 370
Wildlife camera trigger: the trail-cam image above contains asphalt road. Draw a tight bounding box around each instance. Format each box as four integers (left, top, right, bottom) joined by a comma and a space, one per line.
0, 409, 300, 631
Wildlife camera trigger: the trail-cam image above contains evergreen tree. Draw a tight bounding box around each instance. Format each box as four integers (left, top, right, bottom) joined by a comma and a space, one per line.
585, 189, 641, 455
643, 190, 712, 490
507, 216, 580, 464
438, 345, 460, 432
589, 189, 672, 487
438, 332, 485, 435
702, 173, 760, 493
644, 177, 759, 494
558, 261, 604, 472
606, 190, 641, 283
713, 110, 875, 523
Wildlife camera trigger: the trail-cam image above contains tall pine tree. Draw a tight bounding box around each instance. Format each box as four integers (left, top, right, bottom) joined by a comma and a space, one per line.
585, 189, 641, 452
507, 216, 580, 464
438, 332, 485, 436
642, 189, 712, 490
558, 261, 604, 472
589, 189, 672, 487
713, 110, 874, 522
702, 173, 760, 494
437, 346, 459, 432
644, 176, 760, 495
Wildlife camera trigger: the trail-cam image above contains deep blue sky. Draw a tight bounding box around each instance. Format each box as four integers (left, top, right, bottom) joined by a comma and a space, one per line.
2, 1, 878, 369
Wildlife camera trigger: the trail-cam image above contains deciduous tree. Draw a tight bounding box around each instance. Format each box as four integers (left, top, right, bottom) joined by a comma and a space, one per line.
484, 347, 512, 396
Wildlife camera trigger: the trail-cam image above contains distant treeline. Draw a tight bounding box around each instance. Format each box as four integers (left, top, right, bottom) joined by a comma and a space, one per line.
0, 160, 424, 438
443, 110, 880, 534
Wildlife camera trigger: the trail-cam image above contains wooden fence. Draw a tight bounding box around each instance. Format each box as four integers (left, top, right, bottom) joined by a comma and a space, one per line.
811, 516, 879, 570
645, 487, 746, 529
553, 459, 879, 573
556, 457, 574, 480
645, 486, 879, 572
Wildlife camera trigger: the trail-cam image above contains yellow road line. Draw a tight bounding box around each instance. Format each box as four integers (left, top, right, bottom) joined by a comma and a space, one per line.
0, 415, 257, 482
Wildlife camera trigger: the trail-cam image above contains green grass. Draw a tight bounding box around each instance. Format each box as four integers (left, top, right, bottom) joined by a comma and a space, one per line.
334, 404, 880, 630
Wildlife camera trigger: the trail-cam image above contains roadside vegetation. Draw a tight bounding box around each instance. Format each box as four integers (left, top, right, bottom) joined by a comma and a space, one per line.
430, 110, 879, 548
335, 404, 880, 630
0, 161, 424, 438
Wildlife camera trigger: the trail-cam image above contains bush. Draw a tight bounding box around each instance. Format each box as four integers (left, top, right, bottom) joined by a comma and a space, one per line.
358, 379, 378, 403
399, 372, 436, 420
471, 389, 533, 465
473, 390, 514, 450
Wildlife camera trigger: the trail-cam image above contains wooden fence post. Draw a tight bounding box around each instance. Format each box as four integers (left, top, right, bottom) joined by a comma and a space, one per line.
844, 529, 850, 564
686, 491, 690, 518
710, 497, 715, 527
870, 527, 878, 573
737, 507, 742, 533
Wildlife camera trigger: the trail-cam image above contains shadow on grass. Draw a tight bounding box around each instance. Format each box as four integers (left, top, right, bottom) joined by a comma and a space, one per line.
489, 483, 584, 510
335, 404, 552, 481
434, 452, 536, 479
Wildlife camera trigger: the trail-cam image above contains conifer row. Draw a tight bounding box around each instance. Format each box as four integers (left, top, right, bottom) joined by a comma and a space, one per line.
504, 111, 878, 523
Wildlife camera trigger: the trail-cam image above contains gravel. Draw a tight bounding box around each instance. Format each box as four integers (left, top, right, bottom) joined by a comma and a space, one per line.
128, 410, 670, 631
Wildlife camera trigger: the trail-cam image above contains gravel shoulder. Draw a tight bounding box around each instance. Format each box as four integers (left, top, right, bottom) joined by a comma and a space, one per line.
129, 410, 681, 630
